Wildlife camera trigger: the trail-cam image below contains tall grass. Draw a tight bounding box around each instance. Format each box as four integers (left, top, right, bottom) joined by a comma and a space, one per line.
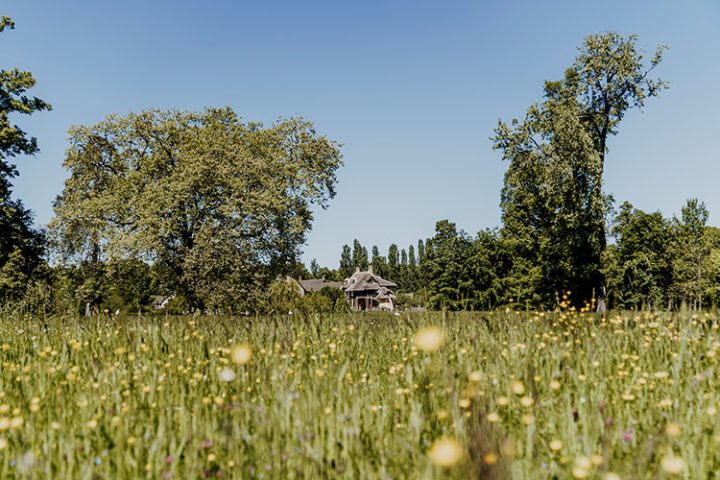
0, 310, 716, 478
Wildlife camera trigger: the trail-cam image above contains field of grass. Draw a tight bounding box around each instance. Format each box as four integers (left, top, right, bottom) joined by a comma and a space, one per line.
0, 310, 717, 478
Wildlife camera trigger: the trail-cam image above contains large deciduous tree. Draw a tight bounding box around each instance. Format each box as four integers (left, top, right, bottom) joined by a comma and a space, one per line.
494, 32, 667, 306
0, 16, 52, 301
51, 108, 342, 311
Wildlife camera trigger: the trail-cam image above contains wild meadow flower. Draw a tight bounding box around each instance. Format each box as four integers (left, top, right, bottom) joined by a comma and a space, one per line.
9, 416, 23, 429
660, 454, 686, 475
414, 326, 445, 352
572, 456, 592, 478
218, 368, 236, 382
230, 343, 252, 365
427, 437, 464, 467
572, 466, 590, 479
486, 412, 500, 423
512, 381, 525, 395
665, 423, 682, 437
483, 452, 498, 465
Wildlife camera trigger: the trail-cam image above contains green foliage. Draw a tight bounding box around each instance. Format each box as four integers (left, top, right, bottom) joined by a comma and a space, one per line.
339, 244, 353, 278
604, 202, 674, 309
0, 16, 51, 302
370, 245, 388, 278
263, 279, 302, 315
670, 199, 712, 309
105, 258, 154, 313
51, 108, 342, 312
494, 32, 667, 306
351, 239, 368, 271
422, 221, 477, 310
263, 279, 347, 315
309, 258, 320, 278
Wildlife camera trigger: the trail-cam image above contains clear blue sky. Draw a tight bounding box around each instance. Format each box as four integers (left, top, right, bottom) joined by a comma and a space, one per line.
4, 0, 720, 267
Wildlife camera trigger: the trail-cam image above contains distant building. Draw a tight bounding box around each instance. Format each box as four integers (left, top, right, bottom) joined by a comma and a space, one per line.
343, 267, 398, 311
296, 278, 344, 296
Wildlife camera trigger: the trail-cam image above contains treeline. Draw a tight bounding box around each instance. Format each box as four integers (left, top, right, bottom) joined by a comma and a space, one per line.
2, 19, 717, 315
309, 239, 426, 291
324, 199, 717, 311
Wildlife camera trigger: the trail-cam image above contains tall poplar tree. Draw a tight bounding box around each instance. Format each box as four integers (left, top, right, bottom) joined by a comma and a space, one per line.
339, 244, 353, 278
351, 239, 368, 271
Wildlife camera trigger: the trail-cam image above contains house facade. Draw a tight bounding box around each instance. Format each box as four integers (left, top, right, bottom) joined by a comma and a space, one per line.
293, 267, 398, 311
343, 267, 398, 311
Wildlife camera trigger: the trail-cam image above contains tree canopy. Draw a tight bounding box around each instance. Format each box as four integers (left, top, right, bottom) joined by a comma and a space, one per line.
494, 32, 667, 306
0, 16, 52, 302
51, 108, 342, 311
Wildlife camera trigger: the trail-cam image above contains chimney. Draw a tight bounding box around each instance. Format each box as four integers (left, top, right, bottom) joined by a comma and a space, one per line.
368, 265, 374, 274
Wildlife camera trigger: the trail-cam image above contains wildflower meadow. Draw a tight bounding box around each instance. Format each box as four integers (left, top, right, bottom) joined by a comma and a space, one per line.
0, 310, 717, 478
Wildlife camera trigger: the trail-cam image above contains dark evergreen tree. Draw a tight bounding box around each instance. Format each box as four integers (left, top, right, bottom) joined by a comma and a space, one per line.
339, 244, 353, 278
351, 239, 368, 271
387, 244, 399, 280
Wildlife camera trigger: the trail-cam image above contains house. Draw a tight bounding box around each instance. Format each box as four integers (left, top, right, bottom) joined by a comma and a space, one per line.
343, 267, 398, 311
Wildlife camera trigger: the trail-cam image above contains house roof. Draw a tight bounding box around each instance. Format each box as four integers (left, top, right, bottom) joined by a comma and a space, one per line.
344, 270, 398, 292
298, 279, 344, 293
375, 286, 396, 300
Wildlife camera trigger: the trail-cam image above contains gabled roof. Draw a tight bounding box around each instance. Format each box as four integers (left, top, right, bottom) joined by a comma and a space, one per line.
298, 279, 343, 293
344, 270, 398, 292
